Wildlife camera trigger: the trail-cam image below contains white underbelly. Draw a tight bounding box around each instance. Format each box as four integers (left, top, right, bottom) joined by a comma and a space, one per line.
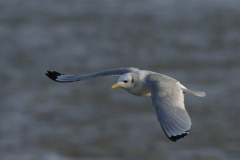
127, 82, 151, 97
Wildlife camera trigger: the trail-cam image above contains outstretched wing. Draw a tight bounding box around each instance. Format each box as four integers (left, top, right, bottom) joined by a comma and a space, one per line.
45, 67, 139, 82
144, 73, 191, 142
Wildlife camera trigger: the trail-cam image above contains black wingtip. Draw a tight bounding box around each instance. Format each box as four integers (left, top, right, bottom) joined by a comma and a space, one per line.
161, 125, 189, 142
168, 132, 188, 142
45, 71, 62, 82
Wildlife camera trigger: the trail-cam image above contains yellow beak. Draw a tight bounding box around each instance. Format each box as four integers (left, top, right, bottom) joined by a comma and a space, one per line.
111, 83, 121, 89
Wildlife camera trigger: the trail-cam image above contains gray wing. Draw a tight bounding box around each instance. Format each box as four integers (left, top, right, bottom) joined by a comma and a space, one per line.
144, 74, 191, 142
46, 67, 139, 82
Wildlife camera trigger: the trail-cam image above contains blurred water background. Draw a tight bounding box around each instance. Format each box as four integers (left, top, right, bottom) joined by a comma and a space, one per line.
1, 0, 240, 159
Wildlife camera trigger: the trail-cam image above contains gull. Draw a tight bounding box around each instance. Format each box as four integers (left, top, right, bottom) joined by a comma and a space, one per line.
45, 67, 205, 142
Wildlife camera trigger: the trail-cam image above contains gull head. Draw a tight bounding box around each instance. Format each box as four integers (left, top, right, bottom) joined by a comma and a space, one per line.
111, 73, 136, 90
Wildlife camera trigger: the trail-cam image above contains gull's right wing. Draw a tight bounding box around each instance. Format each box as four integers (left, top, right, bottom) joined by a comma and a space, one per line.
45, 67, 139, 82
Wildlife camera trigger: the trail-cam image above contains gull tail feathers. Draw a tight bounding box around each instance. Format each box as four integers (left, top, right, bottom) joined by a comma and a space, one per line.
182, 88, 206, 97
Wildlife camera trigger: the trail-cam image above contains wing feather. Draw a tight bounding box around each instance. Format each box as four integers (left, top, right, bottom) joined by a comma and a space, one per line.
45, 67, 139, 82
144, 73, 191, 142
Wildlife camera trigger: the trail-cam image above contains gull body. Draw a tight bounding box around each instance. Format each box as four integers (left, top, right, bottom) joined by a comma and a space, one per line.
46, 67, 206, 142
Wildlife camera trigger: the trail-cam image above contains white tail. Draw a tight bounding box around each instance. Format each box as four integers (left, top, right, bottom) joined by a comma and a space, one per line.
182, 88, 206, 97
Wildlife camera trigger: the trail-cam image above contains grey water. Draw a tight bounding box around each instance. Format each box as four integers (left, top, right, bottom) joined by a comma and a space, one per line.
1, 0, 240, 159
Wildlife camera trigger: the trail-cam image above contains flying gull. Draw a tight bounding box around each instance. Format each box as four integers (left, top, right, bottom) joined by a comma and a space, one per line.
46, 67, 205, 142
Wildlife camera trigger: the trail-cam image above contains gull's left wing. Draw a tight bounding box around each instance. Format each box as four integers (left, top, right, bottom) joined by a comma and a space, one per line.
143, 73, 191, 142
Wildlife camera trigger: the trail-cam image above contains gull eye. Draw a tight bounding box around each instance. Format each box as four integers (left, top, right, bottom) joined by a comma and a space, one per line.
123, 80, 128, 83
